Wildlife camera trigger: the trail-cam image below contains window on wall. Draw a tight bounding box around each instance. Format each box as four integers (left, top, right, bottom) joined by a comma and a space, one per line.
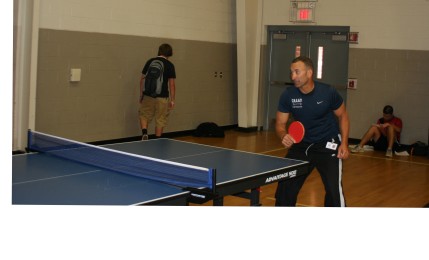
295, 46, 301, 57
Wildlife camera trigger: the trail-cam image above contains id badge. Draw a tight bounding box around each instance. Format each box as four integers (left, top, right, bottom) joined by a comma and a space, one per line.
326, 141, 338, 150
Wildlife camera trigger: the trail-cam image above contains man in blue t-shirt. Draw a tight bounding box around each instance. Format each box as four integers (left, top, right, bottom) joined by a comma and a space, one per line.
276, 56, 350, 207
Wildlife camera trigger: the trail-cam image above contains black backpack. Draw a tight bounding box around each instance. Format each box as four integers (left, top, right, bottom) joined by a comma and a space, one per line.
193, 122, 225, 138
144, 59, 164, 97
409, 141, 428, 156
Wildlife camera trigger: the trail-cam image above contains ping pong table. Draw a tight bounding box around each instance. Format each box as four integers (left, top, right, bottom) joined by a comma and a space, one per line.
13, 138, 308, 206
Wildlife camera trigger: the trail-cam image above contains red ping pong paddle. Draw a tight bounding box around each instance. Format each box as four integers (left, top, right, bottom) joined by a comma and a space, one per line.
288, 121, 305, 143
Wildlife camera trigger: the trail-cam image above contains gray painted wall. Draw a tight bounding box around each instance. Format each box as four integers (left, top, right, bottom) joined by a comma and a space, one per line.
347, 48, 429, 144
36, 29, 237, 142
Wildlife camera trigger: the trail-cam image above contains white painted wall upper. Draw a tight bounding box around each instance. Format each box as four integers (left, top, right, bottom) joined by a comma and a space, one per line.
39, 0, 429, 49
262, 0, 429, 51
39, 0, 237, 43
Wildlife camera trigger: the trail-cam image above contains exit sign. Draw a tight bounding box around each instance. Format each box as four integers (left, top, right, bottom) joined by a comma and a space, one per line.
290, 0, 317, 23
298, 9, 312, 20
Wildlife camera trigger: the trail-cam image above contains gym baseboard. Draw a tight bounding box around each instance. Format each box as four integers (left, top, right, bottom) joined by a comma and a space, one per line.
89, 124, 239, 146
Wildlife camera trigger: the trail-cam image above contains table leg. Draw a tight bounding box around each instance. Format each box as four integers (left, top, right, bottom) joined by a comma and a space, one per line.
250, 187, 261, 206
213, 196, 224, 206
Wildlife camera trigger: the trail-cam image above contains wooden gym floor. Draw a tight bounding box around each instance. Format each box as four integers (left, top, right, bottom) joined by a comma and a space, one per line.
174, 129, 429, 207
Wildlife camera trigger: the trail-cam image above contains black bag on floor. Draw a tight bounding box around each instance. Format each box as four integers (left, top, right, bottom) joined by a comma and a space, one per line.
193, 122, 225, 138
409, 141, 428, 156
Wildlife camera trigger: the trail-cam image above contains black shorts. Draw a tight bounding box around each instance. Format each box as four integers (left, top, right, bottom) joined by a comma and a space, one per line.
372, 136, 400, 151
373, 136, 388, 151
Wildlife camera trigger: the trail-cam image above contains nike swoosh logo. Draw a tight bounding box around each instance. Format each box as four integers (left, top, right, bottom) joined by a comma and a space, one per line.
317, 101, 324, 104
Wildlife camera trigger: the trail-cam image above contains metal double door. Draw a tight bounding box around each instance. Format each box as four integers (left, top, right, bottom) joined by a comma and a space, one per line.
264, 25, 350, 130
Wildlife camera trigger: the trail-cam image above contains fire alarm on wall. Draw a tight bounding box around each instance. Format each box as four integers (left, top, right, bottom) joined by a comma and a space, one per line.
349, 32, 359, 44
348, 78, 357, 90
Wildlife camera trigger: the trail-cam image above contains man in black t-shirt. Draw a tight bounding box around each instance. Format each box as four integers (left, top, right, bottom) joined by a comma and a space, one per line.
275, 56, 350, 207
139, 43, 176, 140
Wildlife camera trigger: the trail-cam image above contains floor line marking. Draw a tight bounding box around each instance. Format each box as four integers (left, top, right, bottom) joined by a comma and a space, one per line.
350, 153, 429, 166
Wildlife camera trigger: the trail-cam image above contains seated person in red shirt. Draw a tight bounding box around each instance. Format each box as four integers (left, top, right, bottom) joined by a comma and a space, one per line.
351, 105, 402, 157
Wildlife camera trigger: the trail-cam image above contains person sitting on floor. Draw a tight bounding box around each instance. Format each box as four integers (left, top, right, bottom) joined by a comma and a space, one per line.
351, 105, 402, 157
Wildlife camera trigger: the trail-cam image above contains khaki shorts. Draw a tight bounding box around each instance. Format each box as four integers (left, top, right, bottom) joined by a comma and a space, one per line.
139, 97, 171, 128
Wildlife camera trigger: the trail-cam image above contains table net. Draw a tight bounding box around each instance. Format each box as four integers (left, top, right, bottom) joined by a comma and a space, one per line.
27, 130, 215, 190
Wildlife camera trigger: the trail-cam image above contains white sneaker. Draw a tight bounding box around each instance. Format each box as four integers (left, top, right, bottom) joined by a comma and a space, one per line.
395, 150, 409, 156
363, 145, 374, 151
351, 145, 364, 153
385, 149, 393, 157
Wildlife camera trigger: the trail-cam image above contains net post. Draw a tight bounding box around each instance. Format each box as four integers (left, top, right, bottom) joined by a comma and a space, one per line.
211, 169, 217, 195
27, 129, 32, 153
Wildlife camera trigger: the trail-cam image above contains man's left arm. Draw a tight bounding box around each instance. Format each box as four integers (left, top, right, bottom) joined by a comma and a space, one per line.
168, 78, 176, 109
334, 102, 350, 159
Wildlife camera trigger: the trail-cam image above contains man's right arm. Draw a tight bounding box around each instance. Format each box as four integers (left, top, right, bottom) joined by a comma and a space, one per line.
275, 111, 289, 140
276, 111, 295, 148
